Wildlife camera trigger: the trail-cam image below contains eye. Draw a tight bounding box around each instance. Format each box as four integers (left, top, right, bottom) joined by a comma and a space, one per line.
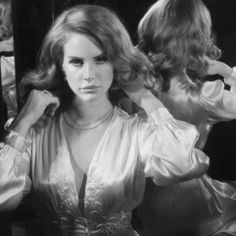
69, 58, 84, 67
95, 54, 108, 64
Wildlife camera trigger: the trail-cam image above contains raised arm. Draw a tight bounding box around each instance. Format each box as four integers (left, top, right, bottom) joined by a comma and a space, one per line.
200, 59, 236, 122
127, 88, 209, 185
0, 89, 59, 211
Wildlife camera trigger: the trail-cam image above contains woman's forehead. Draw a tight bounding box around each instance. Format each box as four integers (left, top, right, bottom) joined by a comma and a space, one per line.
63, 32, 104, 58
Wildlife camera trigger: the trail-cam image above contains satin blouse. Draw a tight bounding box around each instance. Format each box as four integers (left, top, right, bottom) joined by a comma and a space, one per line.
0, 106, 208, 235
159, 78, 236, 149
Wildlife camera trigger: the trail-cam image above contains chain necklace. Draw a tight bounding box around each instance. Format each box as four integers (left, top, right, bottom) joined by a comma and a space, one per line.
63, 108, 114, 130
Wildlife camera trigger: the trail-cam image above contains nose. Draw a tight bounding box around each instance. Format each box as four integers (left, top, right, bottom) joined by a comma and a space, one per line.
83, 63, 95, 81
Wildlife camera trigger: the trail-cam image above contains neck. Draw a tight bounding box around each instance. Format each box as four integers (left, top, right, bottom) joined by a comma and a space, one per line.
69, 97, 113, 125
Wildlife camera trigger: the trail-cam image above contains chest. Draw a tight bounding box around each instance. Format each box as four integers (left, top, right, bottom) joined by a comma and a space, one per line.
31, 115, 145, 227
62, 121, 108, 173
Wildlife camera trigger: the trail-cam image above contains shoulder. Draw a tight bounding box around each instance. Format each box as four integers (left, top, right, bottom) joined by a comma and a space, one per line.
114, 106, 168, 129
115, 106, 139, 121
113, 106, 146, 128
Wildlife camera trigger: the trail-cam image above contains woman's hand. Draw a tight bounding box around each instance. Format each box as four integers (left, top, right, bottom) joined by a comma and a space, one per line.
11, 89, 60, 137
205, 57, 232, 78
124, 87, 164, 114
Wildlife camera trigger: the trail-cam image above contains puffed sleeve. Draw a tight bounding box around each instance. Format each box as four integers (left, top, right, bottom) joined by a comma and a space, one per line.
138, 107, 209, 185
200, 79, 236, 123
0, 131, 32, 212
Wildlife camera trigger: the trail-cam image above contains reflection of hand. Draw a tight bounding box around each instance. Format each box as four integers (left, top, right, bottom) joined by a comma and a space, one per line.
0, 36, 14, 52
205, 56, 232, 78
11, 90, 60, 137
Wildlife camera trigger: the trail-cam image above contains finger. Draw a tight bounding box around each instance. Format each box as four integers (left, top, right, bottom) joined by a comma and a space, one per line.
42, 90, 53, 96
44, 96, 60, 117
34, 114, 50, 129
50, 96, 60, 114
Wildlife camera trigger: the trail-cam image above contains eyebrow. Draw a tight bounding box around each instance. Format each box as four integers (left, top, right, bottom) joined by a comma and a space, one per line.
93, 52, 106, 59
68, 52, 106, 60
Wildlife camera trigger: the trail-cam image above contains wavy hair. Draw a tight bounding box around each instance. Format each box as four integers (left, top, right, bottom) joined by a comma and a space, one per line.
19, 4, 151, 110
138, 0, 221, 91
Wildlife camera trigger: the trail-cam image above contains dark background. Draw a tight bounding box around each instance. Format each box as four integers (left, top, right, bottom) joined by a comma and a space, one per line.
0, 0, 236, 235
12, 0, 236, 180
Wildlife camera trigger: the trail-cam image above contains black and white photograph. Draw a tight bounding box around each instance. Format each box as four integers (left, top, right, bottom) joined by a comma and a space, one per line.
1, 0, 236, 235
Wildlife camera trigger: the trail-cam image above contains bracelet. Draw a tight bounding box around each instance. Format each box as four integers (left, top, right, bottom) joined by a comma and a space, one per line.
5, 129, 31, 153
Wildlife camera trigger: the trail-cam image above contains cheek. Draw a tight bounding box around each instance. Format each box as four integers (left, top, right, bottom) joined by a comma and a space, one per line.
63, 66, 81, 84
65, 71, 83, 91
102, 69, 114, 88
104, 66, 114, 84
108, 70, 114, 86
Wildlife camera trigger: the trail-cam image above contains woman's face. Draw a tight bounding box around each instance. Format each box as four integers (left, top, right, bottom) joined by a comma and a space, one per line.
62, 32, 114, 103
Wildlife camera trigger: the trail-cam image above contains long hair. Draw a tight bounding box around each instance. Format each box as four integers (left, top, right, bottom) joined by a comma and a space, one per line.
0, 0, 12, 40
19, 4, 151, 110
138, 0, 221, 91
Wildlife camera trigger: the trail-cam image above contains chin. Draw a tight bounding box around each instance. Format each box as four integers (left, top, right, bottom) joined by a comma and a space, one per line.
81, 94, 99, 102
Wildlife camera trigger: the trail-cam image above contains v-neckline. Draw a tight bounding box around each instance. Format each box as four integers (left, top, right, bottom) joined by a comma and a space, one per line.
59, 107, 116, 194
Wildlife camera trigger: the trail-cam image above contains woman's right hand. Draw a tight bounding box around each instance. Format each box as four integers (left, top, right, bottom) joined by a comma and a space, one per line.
10, 89, 60, 137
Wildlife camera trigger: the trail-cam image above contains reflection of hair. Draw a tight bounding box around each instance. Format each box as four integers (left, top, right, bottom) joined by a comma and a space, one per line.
138, 0, 221, 91
0, 0, 12, 40
20, 4, 151, 109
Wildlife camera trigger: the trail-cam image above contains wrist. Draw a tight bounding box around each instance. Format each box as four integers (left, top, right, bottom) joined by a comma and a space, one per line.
140, 90, 164, 114
222, 65, 234, 78
10, 116, 32, 138
224, 67, 236, 85
5, 129, 31, 153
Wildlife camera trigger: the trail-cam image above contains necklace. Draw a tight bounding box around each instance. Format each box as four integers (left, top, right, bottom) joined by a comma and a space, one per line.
63, 108, 114, 130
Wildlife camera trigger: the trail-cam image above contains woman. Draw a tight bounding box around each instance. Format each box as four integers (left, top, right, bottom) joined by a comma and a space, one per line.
137, 0, 236, 235
0, 4, 209, 235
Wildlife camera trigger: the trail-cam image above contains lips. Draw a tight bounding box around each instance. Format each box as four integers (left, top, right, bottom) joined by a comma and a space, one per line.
80, 85, 100, 93
82, 85, 99, 89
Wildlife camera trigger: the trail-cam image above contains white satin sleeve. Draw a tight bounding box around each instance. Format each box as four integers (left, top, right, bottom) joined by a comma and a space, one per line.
199, 79, 236, 123
0, 139, 31, 212
138, 108, 209, 185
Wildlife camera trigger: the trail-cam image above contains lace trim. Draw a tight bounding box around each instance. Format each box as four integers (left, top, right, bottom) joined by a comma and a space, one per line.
85, 167, 104, 219
49, 146, 78, 208
84, 167, 133, 235
44, 213, 133, 235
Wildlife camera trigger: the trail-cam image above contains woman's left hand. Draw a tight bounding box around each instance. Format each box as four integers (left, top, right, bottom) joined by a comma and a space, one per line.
125, 87, 164, 114
124, 87, 149, 107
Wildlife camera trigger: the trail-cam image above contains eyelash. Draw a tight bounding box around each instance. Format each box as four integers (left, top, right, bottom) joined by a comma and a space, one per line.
70, 59, 83, 66
69, 55, 108, 66
95, 55, 108, 64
